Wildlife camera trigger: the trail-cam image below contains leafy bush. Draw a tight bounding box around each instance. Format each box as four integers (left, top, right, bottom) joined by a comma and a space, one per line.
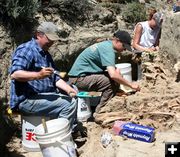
52, 0, 93, 25
97, 0, 138, 3
124, 0, 139, 3
122, 2, 146, 24
0, 0, 39, 21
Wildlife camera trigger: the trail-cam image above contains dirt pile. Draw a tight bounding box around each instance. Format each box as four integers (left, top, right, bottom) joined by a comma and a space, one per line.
5, 53, 180, 157
96, 54, 180, 131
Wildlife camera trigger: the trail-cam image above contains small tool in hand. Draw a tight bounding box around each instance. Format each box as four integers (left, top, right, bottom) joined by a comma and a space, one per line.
41, 66, 60, 76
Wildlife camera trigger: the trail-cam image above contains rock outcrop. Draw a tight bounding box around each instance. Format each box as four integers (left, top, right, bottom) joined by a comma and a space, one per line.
160, 11, 180, 80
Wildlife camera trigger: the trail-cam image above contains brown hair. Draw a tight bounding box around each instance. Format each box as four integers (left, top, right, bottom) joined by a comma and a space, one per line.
147, 7, 157, 20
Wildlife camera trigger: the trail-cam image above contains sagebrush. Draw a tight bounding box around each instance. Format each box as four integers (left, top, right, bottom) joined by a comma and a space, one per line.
122, 2, 146, 24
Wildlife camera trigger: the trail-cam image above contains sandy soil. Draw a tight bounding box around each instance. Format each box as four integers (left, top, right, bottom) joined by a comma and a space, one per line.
6, 54, 180, 157
6, 121, 180, 157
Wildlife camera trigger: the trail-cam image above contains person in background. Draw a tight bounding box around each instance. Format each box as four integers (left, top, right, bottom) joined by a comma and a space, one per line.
132, 8, 163, 52
68, 30, 140, 114
173, 0, 180, 13
167, 0, 173, 4
9, 22, 77, 127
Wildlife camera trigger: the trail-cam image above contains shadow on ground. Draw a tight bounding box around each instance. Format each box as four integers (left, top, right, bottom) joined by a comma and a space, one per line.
1, 149, 25, 157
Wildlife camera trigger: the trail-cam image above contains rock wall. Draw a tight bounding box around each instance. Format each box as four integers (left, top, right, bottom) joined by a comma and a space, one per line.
160, 12, 180, 70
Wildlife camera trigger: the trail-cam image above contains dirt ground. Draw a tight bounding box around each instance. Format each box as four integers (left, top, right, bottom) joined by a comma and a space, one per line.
6, 121, 180, 157
6, 53, 180, 157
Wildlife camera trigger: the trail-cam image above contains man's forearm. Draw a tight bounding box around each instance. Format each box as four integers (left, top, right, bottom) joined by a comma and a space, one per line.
11, 70, 40, 82
56, 79, 71, 94
107, 66, 133, 88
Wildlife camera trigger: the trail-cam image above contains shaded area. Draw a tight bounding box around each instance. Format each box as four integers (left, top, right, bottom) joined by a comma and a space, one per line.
1, 149, 25, 157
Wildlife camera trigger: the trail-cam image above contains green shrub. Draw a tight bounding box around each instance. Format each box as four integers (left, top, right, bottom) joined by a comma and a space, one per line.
122, 2, 146, 25
124, 0, 138, 3
56, 0, 93, 25
0, 0, 39, 21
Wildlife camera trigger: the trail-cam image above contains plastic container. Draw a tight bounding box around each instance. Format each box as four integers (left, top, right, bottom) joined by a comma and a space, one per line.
112, 121, 155, 143
35, 118, 77, 157
21, 115, 50, 152
77, 97, 91, 122
115, 63, 132, 92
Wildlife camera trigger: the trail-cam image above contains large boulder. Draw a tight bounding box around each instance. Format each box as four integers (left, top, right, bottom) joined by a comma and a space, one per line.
160, 12, 180, 69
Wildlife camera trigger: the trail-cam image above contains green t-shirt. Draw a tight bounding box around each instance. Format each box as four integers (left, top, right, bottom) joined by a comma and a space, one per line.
68, 40, 115, 76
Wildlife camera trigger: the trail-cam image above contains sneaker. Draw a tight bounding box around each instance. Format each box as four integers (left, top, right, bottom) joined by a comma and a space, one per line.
72, 122, 87, 142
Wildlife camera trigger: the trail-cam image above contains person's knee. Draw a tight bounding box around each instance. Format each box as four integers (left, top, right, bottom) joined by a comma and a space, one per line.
67, 98, 77, 113
98, 75, 112, 88
70, 98, 77, 108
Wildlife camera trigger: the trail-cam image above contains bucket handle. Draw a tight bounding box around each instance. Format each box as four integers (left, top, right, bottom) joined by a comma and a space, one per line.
47, 138, 76, 157
55, 138, 71, 147
54, 132, 76, 148
40, 137, 75, 148
36, 132, 76, 148
55, 137, 77, 156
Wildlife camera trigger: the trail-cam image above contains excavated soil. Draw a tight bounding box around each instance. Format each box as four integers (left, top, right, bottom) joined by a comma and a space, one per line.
6, 54, 180, 157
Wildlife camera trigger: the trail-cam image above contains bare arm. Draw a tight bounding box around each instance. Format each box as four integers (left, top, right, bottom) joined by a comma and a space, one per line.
133, 24, 156, 52
11, 67, 54, 82
11, 67, 77, 97
56, 79, 77, 97
107, 66, 140, 91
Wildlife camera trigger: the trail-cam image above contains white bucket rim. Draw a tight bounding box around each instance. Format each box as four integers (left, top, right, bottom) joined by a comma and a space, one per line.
115, 63, 131, 69
35, 127, 71, 141
36, 130, 72, 145
35, 118, 70, 136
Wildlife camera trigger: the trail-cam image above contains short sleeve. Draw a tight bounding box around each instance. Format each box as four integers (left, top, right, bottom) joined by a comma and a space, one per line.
10, 47, 33, 74
99, 41, 115, 67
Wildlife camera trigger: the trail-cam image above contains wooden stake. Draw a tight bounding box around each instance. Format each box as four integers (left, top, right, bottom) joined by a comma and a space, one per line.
42, 117, 48, 133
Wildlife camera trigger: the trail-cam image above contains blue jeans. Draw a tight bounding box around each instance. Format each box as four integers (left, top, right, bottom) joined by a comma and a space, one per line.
19, 92, 77, 128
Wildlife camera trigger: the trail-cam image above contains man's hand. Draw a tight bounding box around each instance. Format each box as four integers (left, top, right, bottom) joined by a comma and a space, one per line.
68, 89, 77, 97
130, 82, 140, 91
56, 79, 78, 97
38, 67, 53, 79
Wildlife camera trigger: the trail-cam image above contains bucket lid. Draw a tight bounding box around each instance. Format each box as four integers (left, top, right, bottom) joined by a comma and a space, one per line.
77, 92, 92, 98
77, 91, 101, 98
115, 63, 131, 69
34, 118, 70, 136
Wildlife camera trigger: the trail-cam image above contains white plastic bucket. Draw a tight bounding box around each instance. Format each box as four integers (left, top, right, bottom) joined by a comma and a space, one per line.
35, 118, 77, 157
21, 115, 50, 152
115, 63, 132, 91
77, 97, 91, 122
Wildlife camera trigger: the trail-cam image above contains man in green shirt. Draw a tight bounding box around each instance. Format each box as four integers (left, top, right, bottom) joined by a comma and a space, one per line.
68, 30, 140, 113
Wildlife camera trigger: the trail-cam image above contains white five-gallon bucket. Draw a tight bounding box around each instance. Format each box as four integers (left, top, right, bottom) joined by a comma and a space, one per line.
77, 97, 91, 122
21, 115, 50, 152
115, 63, 132, 92
34, 118, 77, 157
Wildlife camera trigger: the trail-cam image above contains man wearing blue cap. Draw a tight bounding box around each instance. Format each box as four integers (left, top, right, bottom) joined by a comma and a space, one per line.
68, 30, 140, 113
